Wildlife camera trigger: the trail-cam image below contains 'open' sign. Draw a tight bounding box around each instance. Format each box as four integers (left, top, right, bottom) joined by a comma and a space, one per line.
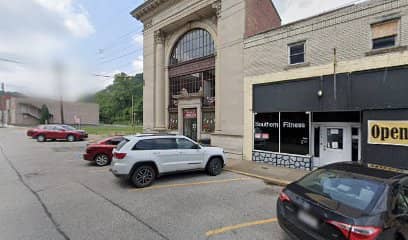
368, 120, 408, 147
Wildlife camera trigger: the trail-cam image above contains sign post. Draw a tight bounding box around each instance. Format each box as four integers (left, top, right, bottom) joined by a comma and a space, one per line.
74, 115, 81, 129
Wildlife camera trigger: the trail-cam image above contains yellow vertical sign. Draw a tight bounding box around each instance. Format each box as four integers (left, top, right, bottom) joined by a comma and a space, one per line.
368, 120, 408, 146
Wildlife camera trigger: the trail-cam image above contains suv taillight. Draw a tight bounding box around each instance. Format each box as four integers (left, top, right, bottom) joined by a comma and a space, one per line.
279, 190, 291, 202
114, 152, 127, 159
327, 220, 382, 240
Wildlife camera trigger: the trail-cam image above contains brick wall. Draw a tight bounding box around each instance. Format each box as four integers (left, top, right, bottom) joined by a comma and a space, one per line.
244, 0, 408, 77
244, 0, 281, 38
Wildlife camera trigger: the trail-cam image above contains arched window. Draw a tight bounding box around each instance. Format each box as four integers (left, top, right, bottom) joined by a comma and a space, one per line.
170, 29, 215, 65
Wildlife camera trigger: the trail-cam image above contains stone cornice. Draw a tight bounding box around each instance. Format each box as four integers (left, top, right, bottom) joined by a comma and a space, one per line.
130, 0, 169, 21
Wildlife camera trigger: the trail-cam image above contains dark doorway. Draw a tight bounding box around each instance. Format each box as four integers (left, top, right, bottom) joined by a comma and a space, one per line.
183, 108, 197, 141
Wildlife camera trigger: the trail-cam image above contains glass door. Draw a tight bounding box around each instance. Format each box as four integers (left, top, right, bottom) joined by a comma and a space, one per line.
183, 108, 197, 141
320, 126, 352, 165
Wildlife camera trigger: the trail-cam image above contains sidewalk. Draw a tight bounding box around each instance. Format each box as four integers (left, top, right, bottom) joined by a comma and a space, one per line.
225, 159, 309, 186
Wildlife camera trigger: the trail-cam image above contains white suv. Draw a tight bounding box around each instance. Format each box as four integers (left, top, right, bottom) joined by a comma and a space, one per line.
110, 134, 226, 188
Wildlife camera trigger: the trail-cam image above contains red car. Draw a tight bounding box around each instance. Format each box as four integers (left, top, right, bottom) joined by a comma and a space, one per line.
83, 136, 124, 166
27, 125, 45, 137
30, 124, 88, 142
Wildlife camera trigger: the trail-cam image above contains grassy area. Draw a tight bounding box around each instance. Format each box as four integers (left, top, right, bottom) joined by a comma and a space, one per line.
81, 124, 143, 136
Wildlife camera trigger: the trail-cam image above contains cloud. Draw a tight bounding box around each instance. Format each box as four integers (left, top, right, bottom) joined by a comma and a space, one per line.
274, 0, 368, 24
0, 0, 97, 101
133, 33, 144, 46
132, 55, 143, 74
64, 11, 95, 38
33, 0, 95, 38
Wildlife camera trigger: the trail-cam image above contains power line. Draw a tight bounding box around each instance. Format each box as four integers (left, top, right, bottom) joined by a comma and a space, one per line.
96, 0, 249, 66
99, 41, 141, 60
99, 48, 142, 64
98, 28, 143, 53
92, 73, 142, 78
94, 0, 273, 71
113, 60, 136, 69
92, 74, 113, 78
0, 57, 25, 65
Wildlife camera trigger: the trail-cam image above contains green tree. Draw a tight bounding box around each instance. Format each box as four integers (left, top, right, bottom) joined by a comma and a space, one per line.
40, 104, 51, 124
94, 73, 143, 124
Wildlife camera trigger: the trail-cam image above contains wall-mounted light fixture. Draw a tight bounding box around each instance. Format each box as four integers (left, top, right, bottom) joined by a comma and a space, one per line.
317, 90, 323, 97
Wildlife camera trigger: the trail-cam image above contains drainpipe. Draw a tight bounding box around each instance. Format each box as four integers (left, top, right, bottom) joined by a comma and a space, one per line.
333, 48, 337, 102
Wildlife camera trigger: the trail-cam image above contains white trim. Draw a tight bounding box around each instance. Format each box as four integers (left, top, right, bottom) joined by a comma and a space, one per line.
308, 112, 312, 159
278, 112, 281, 152
288, 41, 306, 65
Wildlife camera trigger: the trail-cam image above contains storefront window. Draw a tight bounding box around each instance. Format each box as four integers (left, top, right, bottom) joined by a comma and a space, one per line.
254, 112, 310, 155
169, 112, 178, 130
254, 113, 279, 152
202, 111, 215, 133
280, 112, 310, 155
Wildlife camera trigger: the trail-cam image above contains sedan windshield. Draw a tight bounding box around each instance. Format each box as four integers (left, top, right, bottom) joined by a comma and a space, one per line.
297, 169, 386, 211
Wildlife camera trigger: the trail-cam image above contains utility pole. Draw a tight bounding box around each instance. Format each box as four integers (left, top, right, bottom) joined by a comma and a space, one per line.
54, 61, 64, 124
60, 94, 64, 124
131, 95, 134, 127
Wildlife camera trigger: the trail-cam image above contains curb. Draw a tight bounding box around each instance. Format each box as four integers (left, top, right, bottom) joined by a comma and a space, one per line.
225, 169, 290, 187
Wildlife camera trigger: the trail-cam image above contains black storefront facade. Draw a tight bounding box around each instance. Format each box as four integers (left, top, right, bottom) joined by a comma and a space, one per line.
252, 65, 408, 171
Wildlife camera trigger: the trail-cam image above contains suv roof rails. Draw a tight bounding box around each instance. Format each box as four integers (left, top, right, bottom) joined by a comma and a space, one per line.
134, 133, 178, 137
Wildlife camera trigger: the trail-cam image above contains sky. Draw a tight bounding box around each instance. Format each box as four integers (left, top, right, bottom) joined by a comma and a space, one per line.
0, 0, 364, 100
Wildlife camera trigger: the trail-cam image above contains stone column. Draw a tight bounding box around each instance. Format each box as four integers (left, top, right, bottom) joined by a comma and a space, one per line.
154, 30, 165, 130
213, 1, 222, 131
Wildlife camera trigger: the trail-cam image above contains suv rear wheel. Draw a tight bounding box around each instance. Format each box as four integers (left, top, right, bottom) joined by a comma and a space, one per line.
206, 157, 223, 176
131, 165, 156, 188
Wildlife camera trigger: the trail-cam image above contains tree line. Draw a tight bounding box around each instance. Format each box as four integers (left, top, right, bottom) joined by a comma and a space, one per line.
80, 73, 143, 125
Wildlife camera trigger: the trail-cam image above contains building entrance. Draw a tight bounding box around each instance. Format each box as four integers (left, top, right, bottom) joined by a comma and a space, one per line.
183, 108, 197, 141
313, 123, 360, 168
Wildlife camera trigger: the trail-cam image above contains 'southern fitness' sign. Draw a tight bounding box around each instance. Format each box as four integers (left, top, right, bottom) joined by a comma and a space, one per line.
368, 120, 408, 147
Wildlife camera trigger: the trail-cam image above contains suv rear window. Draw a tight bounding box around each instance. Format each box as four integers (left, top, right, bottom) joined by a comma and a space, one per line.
116, 139, 130, 151
297, 169, 385, 211
133, 138, 177, 150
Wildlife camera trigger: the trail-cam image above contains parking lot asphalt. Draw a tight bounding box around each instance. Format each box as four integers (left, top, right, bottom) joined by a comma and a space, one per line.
0, 128, 290, 240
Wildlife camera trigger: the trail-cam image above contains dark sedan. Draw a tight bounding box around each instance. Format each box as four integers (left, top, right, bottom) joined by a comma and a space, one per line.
277, 162, 408, 240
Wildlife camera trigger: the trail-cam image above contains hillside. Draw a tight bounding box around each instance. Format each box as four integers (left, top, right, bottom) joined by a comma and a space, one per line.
80, 73, 143, 124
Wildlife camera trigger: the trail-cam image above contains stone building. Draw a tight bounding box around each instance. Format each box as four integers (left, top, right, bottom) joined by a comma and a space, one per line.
131, 0, 281, 157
